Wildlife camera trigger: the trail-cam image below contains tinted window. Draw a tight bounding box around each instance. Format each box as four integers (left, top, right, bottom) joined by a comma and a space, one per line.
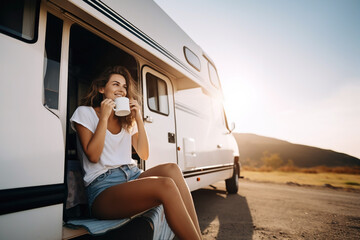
146, 73, 169, 115
0, 0, 40, 42
184, 47, 201, 71
208, 62, 221, 89
43, 13, 63, 109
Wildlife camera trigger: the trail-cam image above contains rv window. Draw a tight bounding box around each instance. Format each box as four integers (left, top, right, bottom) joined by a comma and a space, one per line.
208, 62, 221, 89
146, 73, 169, 115
0, 0, 40, 43
43, 13, 63, 110
184, 47, 201, 71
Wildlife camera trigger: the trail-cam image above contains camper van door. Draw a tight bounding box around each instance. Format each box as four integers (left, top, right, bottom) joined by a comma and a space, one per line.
142, 66, 177, 169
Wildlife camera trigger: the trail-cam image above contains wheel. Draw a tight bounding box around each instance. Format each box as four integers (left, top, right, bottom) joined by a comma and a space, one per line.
225, 163, 239, 194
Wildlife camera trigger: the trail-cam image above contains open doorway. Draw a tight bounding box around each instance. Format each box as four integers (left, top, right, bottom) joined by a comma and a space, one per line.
64, 23, 139, 219
66, 24, 138, 161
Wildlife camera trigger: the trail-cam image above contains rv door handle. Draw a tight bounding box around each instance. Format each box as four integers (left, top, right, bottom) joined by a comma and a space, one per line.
217, 144, 222, 149
145, 116, 153, 123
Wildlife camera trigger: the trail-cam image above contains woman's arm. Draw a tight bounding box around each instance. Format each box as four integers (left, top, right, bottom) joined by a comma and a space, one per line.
76, 99, 115, 163
130, 99, 149, 160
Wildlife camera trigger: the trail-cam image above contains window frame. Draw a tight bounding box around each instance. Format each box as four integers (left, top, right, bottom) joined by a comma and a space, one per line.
0, 0, 41, 43
183, 46, 201, 72
146, 72, 170, 116
208, 61, 221, 89
43, 12, 64, 110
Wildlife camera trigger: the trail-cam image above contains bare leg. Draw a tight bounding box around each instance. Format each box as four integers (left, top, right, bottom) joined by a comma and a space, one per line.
92, 176, 200, 240
139, 163, 202, 239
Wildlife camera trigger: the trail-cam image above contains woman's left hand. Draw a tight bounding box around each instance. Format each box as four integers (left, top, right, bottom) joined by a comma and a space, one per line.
129, 99, 141, 120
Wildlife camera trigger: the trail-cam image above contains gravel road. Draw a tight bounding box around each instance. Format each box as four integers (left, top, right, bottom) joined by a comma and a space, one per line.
192, 179, 360, 240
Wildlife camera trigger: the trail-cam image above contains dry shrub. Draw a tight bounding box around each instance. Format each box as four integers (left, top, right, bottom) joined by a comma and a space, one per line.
299, 168, 318, 174
261, 152, 283, 169
241, 166, 275, 172
243, 165, 273, 172
312, 166, 331, 173
242, 164, 360, 175
278, 165, 300, 172
331, 166, 360, 174
305, 166, 360, 174
258, 166, 273, 172
242, 166, 258, 171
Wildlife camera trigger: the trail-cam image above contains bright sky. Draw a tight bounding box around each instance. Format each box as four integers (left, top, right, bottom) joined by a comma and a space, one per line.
154, 0, 360, 159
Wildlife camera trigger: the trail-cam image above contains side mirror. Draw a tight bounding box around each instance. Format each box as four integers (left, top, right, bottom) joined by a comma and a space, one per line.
228, 122, 235, 133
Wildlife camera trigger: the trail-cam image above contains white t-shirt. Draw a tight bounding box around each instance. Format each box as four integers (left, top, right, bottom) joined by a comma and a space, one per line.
70, 106, 138, 186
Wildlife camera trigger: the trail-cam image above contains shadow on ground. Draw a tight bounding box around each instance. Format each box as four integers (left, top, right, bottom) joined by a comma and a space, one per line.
192, 185, 253, 240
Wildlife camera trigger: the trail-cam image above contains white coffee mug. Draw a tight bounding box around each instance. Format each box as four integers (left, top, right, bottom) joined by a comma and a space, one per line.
113, 97, 130, 116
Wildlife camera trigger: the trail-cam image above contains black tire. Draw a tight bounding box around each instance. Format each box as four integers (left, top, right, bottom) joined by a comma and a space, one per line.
225, 163, 239, 194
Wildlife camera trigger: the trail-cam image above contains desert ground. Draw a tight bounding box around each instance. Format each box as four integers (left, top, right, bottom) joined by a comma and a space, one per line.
192, 179, 360, 240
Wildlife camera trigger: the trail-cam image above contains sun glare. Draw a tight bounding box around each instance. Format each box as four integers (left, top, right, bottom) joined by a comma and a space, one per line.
222, 79, 265, 132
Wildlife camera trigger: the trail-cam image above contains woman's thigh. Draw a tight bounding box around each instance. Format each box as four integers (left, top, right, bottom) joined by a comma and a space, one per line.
139, 163, 181, 179
92, 176, 176, 219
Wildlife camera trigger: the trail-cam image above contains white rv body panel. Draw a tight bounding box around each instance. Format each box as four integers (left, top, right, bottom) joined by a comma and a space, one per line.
175, 88, 234, 169
0, 2, 65, 238
0, 0, 239, 238
0, 1, 64, 190
0, 205, 63, 240
186, 169, 233, 192
142, 66, 177, 169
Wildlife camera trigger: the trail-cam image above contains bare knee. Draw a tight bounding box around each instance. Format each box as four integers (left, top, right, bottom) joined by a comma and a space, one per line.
161, 163, 181, 176
158, 176, 177, 190
155, 177, 179, 202
157, 163, 188, 189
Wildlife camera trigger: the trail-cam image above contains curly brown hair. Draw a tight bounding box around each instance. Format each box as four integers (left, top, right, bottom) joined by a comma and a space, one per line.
81, 66, 139, 131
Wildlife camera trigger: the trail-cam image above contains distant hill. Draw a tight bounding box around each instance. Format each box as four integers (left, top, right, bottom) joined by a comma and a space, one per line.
233, 133, 360, 168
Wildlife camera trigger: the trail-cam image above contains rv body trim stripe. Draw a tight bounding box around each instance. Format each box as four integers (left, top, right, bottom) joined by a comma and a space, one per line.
83, 0, 201, 80
183, 164, 233, 178
0, 184, 65, 215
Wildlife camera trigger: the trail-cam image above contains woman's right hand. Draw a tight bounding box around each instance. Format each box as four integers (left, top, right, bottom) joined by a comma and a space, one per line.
78, 98, 115, 163
99, 98, 115, 120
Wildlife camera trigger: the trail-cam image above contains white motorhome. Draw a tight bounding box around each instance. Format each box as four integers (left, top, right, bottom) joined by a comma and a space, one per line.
0, 0, 240, 239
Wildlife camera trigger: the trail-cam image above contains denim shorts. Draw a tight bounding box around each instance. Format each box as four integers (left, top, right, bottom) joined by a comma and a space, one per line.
86, 164, 143, 213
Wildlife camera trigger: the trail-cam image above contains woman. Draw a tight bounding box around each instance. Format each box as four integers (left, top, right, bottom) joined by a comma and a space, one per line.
70, 66, 202, 240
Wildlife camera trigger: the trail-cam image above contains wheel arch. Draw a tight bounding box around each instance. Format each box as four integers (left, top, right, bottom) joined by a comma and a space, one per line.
234, 156, 240, 176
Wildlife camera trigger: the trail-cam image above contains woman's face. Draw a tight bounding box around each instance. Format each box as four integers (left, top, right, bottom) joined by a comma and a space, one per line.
100, 74, 127, 100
